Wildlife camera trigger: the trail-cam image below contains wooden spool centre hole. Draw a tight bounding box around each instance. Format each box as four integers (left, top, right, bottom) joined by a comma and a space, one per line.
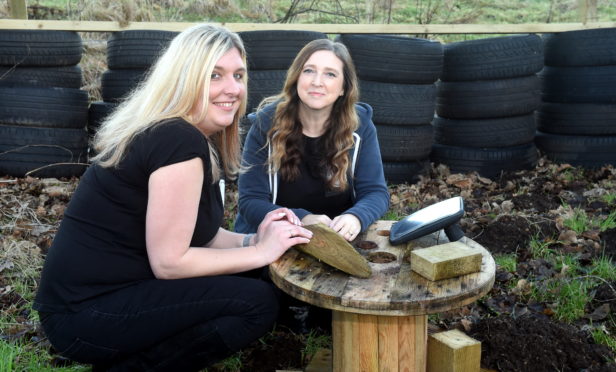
367, 251, 396, 263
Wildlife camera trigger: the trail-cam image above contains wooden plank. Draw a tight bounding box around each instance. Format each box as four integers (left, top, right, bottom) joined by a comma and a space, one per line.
333, 311, 360, 372
8, 0, 27, 19
0, 19, 615, 34
358, 314, 379, 371
378, 316, 399, 372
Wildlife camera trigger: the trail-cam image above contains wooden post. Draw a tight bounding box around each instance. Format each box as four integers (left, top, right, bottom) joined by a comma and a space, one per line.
427, 329, 481, 372
8, 0, 28, 19
579, 0, 598, 24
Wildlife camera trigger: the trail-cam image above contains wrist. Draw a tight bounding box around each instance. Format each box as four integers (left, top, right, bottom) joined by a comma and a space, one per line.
242, 233, 255, 247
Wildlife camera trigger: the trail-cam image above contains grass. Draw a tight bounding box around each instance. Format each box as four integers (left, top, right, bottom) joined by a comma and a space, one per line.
494, 253, 517, 272
563, 207, 591, 234
301, 329, 331, 364
529, 234, 558, 259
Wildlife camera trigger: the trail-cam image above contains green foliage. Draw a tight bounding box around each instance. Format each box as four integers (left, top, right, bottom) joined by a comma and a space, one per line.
541, 279, 592, 323
563, 208, 591, 234
495, 253, 516, 273
591, 324, 616, 353
599, 211, 616, 232
301, 330, 331, 363
602, 193, 616, 204
529, 235, 557, 259
589, 256, 616, 281
555, 254, 583, 276
382, 209, 404, 221
0, 339, 88, 372
208, 352, 243, 372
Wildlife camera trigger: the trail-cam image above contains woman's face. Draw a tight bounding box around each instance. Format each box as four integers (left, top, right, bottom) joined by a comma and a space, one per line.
193, 47, 246, 136
297, 50, 345, 115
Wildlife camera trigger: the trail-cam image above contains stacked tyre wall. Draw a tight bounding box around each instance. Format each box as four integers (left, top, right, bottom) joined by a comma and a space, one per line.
2, 28, 615, 182
0, 30, 89, 178
340, 34, 443, 185
90, 30, 178, 153
536, 28, 616, 168
432, 34, 544, 179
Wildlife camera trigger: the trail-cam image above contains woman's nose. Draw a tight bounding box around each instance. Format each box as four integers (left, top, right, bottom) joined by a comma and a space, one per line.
311, 73, 323, 86
224, 77, 243, 96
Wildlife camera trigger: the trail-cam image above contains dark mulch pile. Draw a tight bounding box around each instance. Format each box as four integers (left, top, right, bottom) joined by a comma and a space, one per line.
469, 315, 615, 372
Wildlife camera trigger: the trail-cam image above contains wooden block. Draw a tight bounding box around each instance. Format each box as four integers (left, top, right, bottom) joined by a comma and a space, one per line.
428, 329, 481, 372
410, 241, 482, 281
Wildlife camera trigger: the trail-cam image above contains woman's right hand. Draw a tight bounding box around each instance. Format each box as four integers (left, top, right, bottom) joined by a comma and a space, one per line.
254, 208, 313, 264
301, 214, 332, 226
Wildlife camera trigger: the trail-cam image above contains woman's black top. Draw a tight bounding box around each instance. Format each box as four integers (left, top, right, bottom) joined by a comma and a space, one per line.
276, 134, 352, 218
34, 119, 223, 313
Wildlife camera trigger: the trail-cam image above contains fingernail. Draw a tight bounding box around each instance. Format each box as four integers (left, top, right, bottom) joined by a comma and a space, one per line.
278, 212, 286, 217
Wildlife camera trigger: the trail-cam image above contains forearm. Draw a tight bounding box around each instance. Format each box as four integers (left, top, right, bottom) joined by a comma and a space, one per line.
154, 244, 266, 279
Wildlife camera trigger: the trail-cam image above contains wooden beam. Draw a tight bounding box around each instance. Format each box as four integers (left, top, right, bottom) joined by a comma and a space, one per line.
8, 0, 28, 19
0, 19, 615, 34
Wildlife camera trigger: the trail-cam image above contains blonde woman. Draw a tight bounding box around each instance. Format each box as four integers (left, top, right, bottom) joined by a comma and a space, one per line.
235, 39, 388, 241
34, 24, 312, 371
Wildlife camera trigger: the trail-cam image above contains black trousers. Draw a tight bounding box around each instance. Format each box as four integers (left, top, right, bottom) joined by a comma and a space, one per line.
39, 275, 278, 371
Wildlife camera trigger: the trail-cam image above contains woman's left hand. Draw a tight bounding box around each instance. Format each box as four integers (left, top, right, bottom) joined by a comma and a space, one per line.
330, 214, 361, 241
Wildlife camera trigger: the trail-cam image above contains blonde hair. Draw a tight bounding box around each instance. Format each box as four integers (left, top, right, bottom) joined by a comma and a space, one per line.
91, 24, 247, 182
266, 39, 359, 190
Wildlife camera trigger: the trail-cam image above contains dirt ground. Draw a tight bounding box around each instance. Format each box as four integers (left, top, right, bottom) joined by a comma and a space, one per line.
1, 156, 615, 371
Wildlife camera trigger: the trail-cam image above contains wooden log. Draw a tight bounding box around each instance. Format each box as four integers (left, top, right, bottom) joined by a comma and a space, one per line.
296, 223, 372, 278
410, 241, 482, 281
427, 329, 481, 372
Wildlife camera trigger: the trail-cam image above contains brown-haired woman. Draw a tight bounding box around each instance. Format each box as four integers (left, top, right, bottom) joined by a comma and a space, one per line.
235, 38, 389, 242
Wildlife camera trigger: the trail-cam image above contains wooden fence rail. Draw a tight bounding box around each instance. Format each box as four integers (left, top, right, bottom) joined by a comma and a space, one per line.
0, 19, 615, 34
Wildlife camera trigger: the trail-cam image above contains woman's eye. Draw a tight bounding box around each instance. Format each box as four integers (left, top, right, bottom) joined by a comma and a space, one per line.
211, 72, 221, 79
326, 72, 337, 78
233, 73, 244, 80
303, 68, 315, 74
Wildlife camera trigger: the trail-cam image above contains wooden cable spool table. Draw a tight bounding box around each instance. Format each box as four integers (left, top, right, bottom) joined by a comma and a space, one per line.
270, 220, 495, 372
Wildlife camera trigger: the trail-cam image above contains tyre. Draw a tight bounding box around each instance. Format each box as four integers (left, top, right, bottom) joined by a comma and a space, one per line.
0, 124, 88, 178
382, 159, 430, 185
539, 65, 616, 104
442, 34, 544, 81
433, 114, 536, 147
359, 80, 436, 125
339, 34, 443, 84
535, 131, 616, 168
101, 69, 148, 103
536, 102, 616, 135
543, 28, 616, 67
375, 124, 433, 161
430, 142, 538, 179
0, 30, 82, 66
246, 70, 286, 114
107, 30, 178, 69
0, 65, 82, 88
436, 75, 541, 119
0, 86, 88, 128
88, 101, 118, 136
239, 30, 327, 70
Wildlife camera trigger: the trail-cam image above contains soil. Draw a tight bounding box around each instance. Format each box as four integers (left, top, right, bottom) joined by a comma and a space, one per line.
1, 158, 615, 371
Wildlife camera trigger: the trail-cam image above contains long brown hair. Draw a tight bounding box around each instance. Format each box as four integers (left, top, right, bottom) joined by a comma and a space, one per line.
92, 24, 246, 182
267, 39, 359, 190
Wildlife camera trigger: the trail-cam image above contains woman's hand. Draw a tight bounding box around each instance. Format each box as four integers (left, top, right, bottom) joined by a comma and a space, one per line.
330, 214, 361, 241
254, 208, 312, 264
301, 214, 332, 227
